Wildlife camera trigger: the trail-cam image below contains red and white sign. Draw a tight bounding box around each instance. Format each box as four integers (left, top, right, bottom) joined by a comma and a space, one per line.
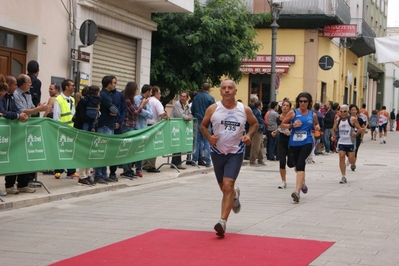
241, 55, 295, 63
323, 24, 357, 38
239, 64, 290, 75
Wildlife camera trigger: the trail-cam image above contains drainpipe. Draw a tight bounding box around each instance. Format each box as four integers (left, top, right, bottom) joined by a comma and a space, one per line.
69, 0, 76, 80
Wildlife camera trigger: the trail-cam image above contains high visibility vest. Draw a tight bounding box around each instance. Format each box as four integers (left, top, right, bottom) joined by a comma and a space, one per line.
55, 95, 74, 127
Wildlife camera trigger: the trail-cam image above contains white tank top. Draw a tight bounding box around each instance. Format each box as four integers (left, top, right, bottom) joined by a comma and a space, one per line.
210, 101, 247, 155
337, 118, 355, 145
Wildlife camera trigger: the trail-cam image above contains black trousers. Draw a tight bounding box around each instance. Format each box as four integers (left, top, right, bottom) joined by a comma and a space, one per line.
171, 153, 182, 166
5, 173, 34, 188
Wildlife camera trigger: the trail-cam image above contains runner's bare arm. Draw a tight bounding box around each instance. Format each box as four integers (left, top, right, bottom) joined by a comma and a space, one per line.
330, 117, 339, 140
280, 110, 294, 129
244, 106, 258, 139
201, 103, 217, 146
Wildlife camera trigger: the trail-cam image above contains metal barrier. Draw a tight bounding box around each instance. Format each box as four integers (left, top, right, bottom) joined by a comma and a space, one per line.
0, 172, 51, 202
157, 119, 200, 172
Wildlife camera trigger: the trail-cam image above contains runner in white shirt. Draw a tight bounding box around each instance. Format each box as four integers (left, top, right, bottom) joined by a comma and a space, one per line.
330, 104, 362, 184
201, 79, 258, 238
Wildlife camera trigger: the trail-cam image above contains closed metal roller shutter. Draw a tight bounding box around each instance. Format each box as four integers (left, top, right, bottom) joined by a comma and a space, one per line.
92, 28, 137, 90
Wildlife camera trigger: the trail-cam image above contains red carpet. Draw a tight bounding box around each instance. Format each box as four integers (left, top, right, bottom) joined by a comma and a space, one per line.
51, 229, 334, 266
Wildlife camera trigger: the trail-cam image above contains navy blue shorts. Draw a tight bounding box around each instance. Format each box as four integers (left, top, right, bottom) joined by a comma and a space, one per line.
210, 153, 243, 184
378, 123, 387, 133
338, 144, 355, 153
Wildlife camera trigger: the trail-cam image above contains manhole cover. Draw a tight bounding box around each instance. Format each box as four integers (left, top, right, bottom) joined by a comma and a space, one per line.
363, 164, 387, 166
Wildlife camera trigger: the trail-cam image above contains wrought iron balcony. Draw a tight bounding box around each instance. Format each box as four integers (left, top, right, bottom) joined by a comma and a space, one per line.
253, 0, 351, 29
348, 18, 376, 57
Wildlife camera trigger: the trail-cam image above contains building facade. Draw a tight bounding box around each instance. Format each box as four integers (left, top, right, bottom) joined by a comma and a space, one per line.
220, 0, 387, 113
0, 0, 193, 103
384, 27, 399, 112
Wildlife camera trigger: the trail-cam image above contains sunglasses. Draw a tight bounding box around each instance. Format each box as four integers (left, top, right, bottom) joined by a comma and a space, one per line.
299, 100, 308, 103
340, 110, 348, 113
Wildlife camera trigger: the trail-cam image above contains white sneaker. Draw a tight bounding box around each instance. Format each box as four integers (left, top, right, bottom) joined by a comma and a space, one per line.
346, 160, 350, 166
0, 190, 7, 196
214, 219, 226, 237
232, 187, 241, 213
278, 182, 287, 189
18, 186, 36, 193
6, 187, 19, 194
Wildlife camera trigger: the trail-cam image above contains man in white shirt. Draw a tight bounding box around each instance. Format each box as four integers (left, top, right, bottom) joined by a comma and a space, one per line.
143, 86, 169, 172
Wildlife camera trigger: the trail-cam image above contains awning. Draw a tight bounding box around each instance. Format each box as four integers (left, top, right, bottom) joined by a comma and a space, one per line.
239, 63, 290, 74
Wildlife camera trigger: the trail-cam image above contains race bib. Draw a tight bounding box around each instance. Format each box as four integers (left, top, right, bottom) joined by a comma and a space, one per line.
293, 131, 307, 141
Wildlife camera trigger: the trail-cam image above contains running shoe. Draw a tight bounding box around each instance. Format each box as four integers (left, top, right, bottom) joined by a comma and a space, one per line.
67, 173, 79, 179
214, 219, 226, 237
346, 160, 350, 166
78, 178, 93, 186
351, 164, 356, 171
232, 187, 241, 213
278, 182, 287, 189
301, 184, 308, 194
339, 176, 347, 184
291, 191, 300, 203
54, 173, 61, 179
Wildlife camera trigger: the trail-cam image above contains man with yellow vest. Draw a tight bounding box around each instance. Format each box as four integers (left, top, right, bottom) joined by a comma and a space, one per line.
53, 79, 79, 179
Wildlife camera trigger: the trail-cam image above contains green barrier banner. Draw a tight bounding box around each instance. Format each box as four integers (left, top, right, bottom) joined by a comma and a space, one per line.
0, 118, 194, 175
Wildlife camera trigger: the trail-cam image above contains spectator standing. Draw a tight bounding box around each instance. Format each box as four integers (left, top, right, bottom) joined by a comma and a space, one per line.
73, 86, 96, 186
249, 101, 266, 166
143, 86, 169, 172
108, 83, 127, 180
120, 82, 150, 178
245, 94, 259, 160
313, 103, 324, 155
170, 91, 193, 169
43, 83, 60, 118
396, 110, 399, 131
131, 84, 153, 177
322, 101, 334, 154
191, 83, 215, 167
12, 74, 49, 192
93, 75, 119, 184
80, 86, 101, 131
27, 60, 42, 117
53, 79, 79, 179
0, 75, 29, 196
266, 101, 279, 161
390, 108, 395, 131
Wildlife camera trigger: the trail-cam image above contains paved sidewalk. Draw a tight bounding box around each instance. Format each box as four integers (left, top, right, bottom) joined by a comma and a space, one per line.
1, 132, 399, 265
0, 156, 208, 211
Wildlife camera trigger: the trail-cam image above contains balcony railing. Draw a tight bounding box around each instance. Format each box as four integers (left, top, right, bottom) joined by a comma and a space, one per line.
279, 0, 351, 24
349, 18, 376, 57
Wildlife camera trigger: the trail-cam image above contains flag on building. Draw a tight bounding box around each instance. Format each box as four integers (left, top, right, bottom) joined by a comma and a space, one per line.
374, 36, 399, 64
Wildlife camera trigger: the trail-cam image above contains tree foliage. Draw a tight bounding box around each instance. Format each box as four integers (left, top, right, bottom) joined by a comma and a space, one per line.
151, 0, 269, 103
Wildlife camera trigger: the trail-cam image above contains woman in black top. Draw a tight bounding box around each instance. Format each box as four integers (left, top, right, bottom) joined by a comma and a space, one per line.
349, 104, 365, 171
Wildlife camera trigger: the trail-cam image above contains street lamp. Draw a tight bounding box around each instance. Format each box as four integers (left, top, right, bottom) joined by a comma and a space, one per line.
268, 1, 283, 102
